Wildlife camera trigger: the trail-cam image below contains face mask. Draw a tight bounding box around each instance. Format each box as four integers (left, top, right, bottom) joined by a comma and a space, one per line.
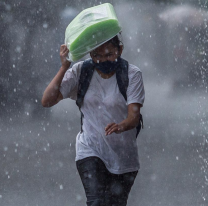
93, 57, 121, 74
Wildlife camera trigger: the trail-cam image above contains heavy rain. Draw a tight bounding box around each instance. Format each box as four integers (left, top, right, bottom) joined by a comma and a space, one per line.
0, 0, 208, 205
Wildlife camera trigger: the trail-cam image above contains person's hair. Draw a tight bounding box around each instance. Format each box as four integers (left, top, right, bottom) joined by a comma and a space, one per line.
106, 34, 123, 51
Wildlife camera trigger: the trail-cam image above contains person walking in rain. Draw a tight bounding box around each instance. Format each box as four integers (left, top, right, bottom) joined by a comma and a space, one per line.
41, 4, 145, 206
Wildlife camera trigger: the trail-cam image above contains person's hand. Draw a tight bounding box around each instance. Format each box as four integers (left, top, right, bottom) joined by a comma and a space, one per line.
105, 123, 123, 136
60, 44, 71, 69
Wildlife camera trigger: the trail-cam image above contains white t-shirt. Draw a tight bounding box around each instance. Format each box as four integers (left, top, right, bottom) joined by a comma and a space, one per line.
60, 61, 145, 174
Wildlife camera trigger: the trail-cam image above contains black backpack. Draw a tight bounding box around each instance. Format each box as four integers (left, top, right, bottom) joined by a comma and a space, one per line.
76, 57, 143, 137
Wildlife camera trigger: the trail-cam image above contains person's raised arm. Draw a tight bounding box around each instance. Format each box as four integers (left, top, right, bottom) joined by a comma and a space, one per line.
41, 45, 71, 107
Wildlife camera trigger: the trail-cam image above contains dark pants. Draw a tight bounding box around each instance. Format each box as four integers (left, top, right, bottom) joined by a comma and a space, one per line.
76, 156, 138, 206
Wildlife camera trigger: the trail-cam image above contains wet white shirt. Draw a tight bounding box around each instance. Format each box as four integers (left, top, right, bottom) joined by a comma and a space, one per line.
60, 61, 145, 174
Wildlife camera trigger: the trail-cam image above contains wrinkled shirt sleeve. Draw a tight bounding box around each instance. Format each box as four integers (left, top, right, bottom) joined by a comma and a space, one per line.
59, 61, 83, 100
127, 64, 145, 106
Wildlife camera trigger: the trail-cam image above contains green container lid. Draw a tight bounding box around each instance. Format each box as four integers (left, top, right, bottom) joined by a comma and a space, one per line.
65, 3, 122, 61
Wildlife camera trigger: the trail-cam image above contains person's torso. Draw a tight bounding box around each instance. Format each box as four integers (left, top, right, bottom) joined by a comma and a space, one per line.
76, 69, 139, 174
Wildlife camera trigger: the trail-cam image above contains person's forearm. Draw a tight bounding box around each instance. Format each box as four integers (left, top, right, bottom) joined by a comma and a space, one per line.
118, 116, 140, 132
41, 65, 69, 107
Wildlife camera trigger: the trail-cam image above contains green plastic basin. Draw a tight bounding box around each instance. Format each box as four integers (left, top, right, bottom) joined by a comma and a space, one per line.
65, 3, 122, 61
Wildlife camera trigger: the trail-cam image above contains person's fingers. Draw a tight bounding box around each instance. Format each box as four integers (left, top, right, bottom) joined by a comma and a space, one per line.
60, 49, 69, 60
61, 52, 68, 59
60, 44, 68, 53
61, 48, 68, 54
105, 124, 119, 135
60, 44, 66, 51
105, 123, 116, 131
105, 124, 115, 135
63, 49, 69, 55
106, 127, 118, 135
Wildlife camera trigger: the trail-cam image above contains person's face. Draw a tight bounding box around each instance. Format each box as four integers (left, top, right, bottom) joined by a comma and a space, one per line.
90, 42, 122, 63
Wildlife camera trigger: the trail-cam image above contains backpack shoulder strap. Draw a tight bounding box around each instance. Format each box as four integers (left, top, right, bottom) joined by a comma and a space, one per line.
116, 58, 129, 101
76, 58, 95, 109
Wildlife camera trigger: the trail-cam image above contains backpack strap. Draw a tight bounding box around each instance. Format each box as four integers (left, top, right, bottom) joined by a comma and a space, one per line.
76, 58, 95, 109
116, 58, 129, 101
76, 58, 95, 132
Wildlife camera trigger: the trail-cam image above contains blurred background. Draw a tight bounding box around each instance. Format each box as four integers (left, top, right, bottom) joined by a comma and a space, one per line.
0, 0, 208, 205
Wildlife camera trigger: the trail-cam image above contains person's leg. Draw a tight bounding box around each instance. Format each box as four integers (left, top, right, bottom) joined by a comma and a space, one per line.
104, 171, 138, 206
76, 156, 109, 206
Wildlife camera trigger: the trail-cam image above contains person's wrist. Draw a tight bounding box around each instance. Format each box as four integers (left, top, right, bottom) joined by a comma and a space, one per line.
61, 62, 71, 70
117, 123, 125, 133
60, 65, 69, 73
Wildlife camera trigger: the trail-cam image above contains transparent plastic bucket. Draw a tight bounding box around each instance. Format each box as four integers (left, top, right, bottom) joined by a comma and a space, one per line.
65, 3, 122, 61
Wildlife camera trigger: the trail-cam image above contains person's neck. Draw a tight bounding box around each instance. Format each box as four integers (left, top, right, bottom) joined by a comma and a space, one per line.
95, 68, 115, 79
